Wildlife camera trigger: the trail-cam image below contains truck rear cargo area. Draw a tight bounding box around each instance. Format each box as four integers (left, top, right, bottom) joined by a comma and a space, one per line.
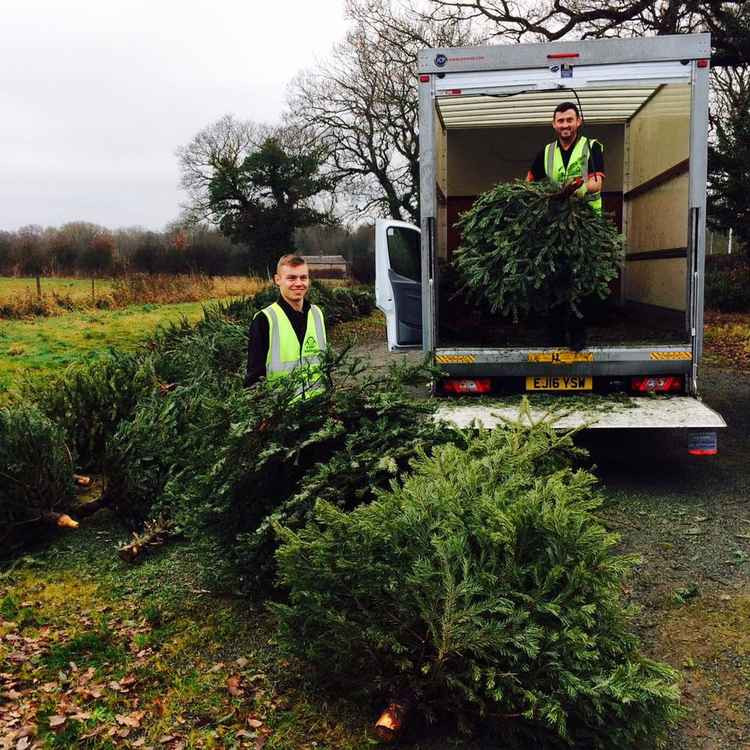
433, 81, 693, 349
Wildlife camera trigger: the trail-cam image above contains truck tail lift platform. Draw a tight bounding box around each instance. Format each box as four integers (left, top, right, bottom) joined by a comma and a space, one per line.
374, 33, 726, 453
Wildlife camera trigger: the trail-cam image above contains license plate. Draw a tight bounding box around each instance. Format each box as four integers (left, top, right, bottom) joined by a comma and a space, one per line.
526, 375, 592, 391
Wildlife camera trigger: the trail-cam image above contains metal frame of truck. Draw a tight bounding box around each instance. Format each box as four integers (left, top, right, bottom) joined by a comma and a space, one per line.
375, 33, 726, 441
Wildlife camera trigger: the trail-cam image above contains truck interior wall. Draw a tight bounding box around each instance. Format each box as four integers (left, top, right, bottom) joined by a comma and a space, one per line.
437, 112, 689, 347
624, 84, 691, 312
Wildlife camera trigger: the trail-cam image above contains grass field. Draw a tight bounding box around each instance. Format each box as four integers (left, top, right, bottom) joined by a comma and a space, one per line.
0, 276, 267, 304
0, 276, 116, 300
0, 302, 212, 397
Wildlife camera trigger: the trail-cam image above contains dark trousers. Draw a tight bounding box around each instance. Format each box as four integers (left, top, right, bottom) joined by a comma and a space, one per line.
545, 305, 587, 348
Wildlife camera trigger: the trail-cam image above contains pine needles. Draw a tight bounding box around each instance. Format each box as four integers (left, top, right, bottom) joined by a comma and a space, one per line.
454, 180, 623, 321
273, 416, 683, 748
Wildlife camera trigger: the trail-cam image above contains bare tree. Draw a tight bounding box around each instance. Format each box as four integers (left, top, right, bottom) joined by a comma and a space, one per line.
287, 0, 479, 223
176, 115, 273, 225
422, 0, 748, 67
711, 63, 750, 121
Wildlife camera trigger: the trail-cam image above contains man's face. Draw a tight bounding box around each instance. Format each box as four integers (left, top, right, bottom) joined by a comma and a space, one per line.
552, 108, 582, 142
275, 262, 309, 305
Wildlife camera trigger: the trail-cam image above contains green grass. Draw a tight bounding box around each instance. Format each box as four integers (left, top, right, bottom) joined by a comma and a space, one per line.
0, 301, 210, 396
0, 513, 371, 749
0, 276, 114, 300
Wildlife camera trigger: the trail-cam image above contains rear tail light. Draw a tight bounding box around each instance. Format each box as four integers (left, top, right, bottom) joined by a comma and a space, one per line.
630, 375, 683, 393
441, 378, 491, 394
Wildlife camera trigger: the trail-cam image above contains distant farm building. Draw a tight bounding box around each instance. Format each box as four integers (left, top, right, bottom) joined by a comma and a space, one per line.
302, 255, 350, 279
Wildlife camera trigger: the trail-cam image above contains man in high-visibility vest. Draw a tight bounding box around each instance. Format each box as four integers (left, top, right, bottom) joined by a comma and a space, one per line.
526, 101, 605, 214
526, 102, 606, 349
245, 254, 327, 399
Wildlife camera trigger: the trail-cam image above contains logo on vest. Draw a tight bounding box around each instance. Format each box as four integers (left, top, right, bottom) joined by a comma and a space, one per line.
303, 335, 318, 355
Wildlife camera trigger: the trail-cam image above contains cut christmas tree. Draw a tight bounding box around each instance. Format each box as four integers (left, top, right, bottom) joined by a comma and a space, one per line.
453, 180, 623, 322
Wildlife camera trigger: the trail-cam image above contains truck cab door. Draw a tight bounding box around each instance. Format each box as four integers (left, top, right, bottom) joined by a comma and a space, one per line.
375, 219, 422, 350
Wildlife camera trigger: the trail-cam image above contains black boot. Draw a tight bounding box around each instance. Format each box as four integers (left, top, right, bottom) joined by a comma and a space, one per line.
569, 322, 588, 351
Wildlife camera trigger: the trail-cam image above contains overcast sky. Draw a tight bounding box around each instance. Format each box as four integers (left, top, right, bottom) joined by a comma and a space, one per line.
1, 0, 350, 232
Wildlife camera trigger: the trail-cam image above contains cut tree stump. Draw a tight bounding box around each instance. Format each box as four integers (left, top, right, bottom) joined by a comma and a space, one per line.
73, 474, 92, 487
374, 698, 410, 743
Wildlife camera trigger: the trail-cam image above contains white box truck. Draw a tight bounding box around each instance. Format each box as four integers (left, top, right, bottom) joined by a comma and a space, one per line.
375, 33, 725, 451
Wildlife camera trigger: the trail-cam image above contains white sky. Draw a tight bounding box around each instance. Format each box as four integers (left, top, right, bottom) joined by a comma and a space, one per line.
1, 0, 350, 231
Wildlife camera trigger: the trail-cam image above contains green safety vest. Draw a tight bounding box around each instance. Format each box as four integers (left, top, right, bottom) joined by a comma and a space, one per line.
260, 302, 327, 400
544, 136, 603, 215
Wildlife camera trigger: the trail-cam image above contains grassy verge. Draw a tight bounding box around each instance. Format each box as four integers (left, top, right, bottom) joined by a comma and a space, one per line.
0, 302, 211, 397
0, 510, 370, 750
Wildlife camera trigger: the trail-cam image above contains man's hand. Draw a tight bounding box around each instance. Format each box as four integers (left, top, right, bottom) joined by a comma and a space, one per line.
554, 177, 584, 199
568, 177, 585, 198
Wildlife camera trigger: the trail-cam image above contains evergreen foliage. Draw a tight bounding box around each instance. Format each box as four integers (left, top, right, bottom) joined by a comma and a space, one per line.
454, 181, 622, 320
704, 254, 750, 311
4, 281, 377, 555
208, 138, 334, 274
20, 351, 157, 471
0, 404, 76, 549
273, 413, 682, 748
105, 348, 460, 591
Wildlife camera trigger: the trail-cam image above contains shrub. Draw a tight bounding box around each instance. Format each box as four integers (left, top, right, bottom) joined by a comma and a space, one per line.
0, 291, 59, 319
109, 273, 215, 306
454, 181, 622, 321
0, 404, 75, 550
273, 415, 682, 748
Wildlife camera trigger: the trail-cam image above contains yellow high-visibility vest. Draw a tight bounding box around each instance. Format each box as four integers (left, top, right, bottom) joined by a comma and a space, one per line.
260, 302, 327, 399
544, 136, 603, 215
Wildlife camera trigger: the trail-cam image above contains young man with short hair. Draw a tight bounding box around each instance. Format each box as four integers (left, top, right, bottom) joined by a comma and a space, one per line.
245, 255, 327, 397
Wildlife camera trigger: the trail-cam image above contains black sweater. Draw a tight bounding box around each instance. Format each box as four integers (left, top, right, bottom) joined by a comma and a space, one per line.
244, 297, 312, 387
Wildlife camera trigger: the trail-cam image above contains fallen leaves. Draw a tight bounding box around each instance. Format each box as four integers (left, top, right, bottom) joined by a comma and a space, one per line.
48, 715, 66, 730
227, 674, 244, 697
0, 576, 284, 750
115, 710, 145, 728
703, 311, 750, 370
